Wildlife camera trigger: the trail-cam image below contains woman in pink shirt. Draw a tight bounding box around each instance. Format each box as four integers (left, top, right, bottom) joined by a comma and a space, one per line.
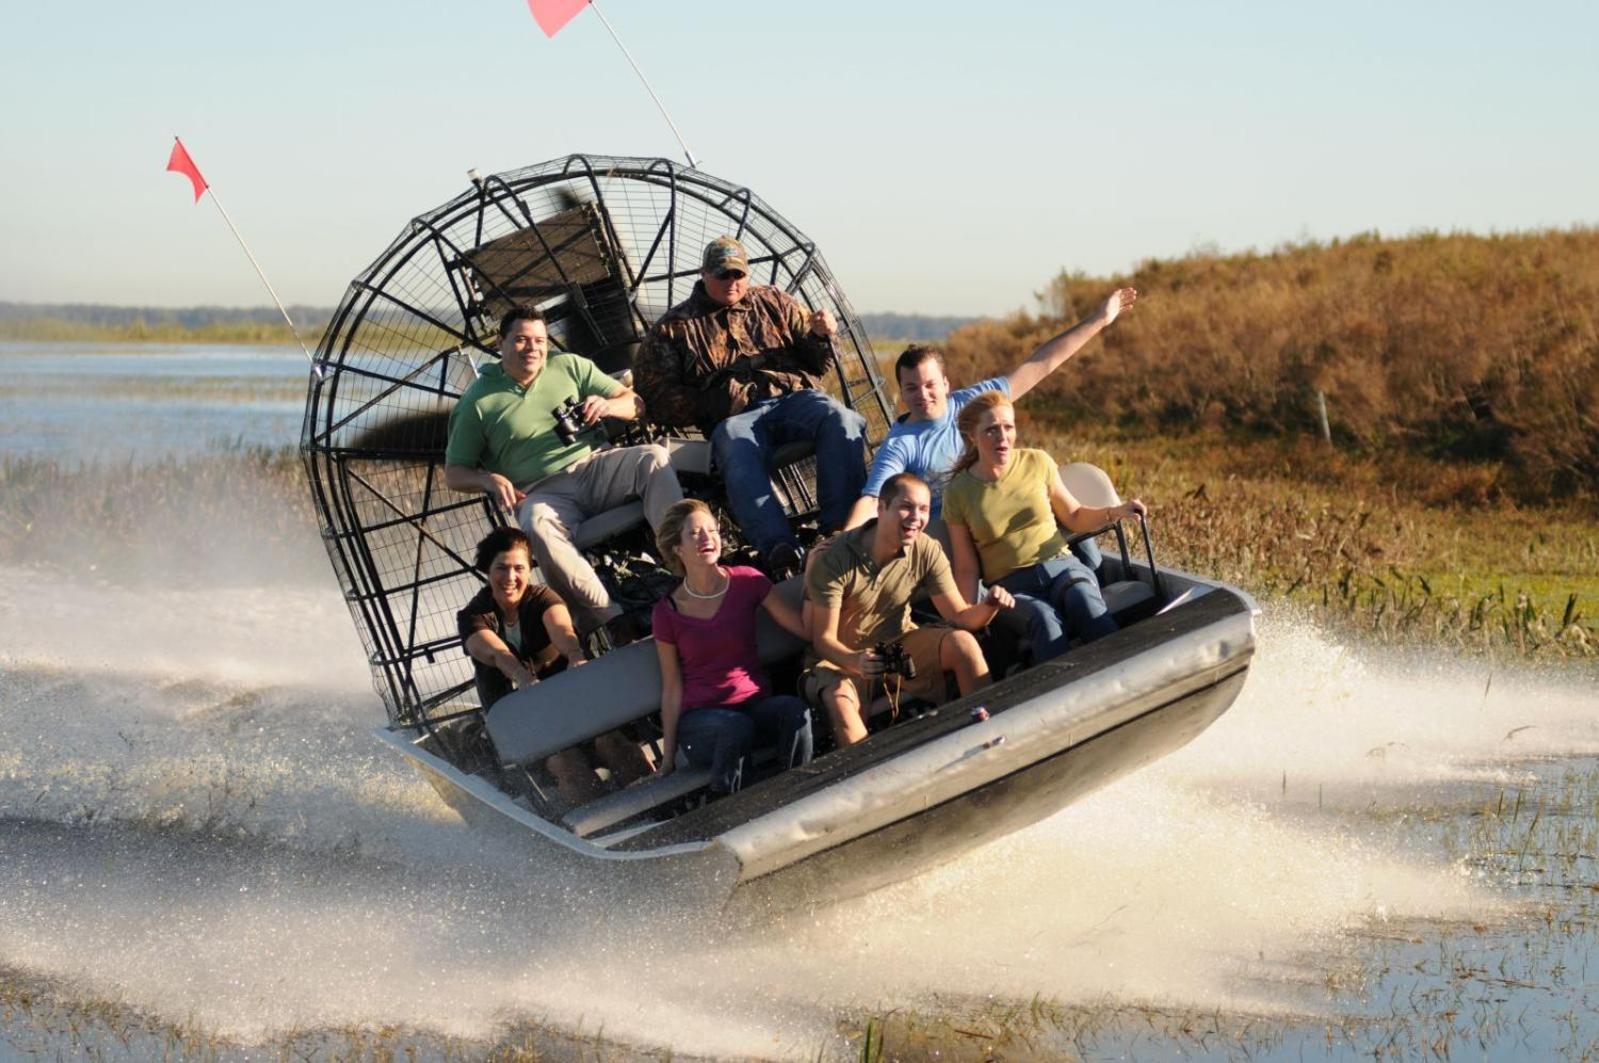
652, 499, 813, 795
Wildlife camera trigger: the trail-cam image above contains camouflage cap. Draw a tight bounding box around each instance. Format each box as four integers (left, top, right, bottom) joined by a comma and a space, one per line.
702, 235, 750, 275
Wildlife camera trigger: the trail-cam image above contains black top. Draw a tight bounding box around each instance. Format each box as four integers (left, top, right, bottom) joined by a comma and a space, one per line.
456, 583, 566, 683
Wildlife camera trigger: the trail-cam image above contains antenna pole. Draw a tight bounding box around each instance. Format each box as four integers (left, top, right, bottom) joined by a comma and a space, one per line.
201, 178, 323, 376
587, 0, 699, 168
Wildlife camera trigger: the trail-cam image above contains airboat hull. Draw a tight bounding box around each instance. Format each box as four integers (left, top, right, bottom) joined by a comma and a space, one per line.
379, 568, 1256, 909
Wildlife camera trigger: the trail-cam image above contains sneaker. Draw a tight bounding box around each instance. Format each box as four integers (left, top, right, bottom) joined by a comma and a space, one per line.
764, 542, 806, 581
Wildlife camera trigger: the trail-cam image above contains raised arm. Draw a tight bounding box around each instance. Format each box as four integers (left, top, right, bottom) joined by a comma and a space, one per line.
1048, 468, 1147, 536
1006, 287, 1138, 401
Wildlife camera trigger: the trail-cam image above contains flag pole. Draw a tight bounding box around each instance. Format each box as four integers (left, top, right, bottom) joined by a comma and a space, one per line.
586, 1, 698, 168
170, 137, 324, 378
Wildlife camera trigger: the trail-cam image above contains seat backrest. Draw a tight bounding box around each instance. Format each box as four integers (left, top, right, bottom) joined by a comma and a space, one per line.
485, 576, 807, 766
1059, 462, 1122, 508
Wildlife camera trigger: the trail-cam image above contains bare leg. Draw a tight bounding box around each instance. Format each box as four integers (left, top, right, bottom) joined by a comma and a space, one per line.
941, 630, 992, 696
544, 749, 605, 803
823, 682, 869, 746
593, 730, 653, 785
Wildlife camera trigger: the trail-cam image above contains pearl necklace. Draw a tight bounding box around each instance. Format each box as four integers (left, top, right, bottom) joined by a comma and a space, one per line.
681, 566, 729, 600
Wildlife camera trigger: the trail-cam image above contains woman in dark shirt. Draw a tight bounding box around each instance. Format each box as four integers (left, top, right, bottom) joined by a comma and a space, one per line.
458, 526, 648, 802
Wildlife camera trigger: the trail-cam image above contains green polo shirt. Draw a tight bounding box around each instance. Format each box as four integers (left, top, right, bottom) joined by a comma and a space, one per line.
445, 355, 622, 489
805, 522, 957, 649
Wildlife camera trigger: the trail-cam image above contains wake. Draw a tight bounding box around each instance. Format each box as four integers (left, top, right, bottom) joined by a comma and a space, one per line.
2, 562, 1597, 1055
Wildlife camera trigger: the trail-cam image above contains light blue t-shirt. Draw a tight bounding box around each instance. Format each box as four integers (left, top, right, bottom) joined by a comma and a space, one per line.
861, 376, 1010, 516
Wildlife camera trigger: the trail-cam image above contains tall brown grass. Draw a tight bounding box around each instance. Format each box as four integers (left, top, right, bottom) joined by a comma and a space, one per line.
941, 228, 1599, 503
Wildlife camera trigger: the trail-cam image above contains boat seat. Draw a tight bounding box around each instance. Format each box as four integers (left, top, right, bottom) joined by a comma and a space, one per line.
572, 500, 646, 551
485, 576, 806, 769
1102, 579, 1156, 620
561, 760, 714, 837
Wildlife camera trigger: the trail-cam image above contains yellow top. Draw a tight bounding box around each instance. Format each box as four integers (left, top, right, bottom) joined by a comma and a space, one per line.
942, 448, 1068, 583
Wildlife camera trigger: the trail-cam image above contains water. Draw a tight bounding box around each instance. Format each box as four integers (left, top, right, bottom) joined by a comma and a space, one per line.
0, 342, 307, 464
2, 343, 1597, 1058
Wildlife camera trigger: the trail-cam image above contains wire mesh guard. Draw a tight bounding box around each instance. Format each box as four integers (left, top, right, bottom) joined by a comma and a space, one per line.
301, 154, 894, 729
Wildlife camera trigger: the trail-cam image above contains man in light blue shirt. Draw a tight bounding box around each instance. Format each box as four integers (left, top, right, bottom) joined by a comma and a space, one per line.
843, 287, 1139, 532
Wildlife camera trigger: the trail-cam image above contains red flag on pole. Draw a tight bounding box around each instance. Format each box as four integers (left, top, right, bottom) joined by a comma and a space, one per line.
527, 0, 589, 37
166, 137, 208, 202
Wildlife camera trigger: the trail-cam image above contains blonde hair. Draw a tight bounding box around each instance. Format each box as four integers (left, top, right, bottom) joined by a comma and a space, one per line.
655, 498, 714, 575
951, 390, 1015, 477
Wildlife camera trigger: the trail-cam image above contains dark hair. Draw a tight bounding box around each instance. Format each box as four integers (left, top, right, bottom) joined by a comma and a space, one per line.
497, 305, 546, 339
878, 471, 930, 508
474, 526, 533, 573
893, 344, 946, 382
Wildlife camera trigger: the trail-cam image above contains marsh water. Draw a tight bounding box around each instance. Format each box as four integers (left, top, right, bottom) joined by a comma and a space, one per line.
0, 342, 304, 462
1, 343, 1597, 1059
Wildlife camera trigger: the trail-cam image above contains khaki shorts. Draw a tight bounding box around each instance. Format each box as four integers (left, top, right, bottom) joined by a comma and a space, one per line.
802, 625, 954, 710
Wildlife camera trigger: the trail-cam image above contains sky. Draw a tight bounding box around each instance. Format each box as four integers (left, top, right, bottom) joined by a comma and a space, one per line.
1, 0, 1595, 317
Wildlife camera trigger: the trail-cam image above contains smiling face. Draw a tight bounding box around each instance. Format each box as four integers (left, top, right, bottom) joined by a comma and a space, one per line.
877, 477, 932, 551
498, 317, 549, 386
897, 359, 951, 422
488, 546, 533, 610
673, 507, 722, 571
972, 404, 1017, 469
700, 267, 750, 308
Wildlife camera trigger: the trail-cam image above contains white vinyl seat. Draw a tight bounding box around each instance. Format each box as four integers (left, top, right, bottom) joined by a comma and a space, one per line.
1057, 462, 1158, 620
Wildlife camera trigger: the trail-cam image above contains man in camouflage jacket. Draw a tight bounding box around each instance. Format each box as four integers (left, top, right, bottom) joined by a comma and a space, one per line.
635, 236, 866, 573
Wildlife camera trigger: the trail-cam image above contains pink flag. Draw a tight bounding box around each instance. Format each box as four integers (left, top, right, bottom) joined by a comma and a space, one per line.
527, 0, 589, 37
166, 137, 208, 202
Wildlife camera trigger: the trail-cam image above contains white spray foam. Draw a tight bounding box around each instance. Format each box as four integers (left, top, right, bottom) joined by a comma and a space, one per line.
3, 578, 1596, 1053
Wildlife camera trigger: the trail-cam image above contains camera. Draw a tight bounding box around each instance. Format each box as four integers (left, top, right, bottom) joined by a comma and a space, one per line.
872, 640, 917, 681
551, 397, 588, 445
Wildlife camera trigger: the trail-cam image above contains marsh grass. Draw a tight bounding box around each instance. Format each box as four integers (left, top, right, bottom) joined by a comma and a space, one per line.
1026, 422, 1599, 659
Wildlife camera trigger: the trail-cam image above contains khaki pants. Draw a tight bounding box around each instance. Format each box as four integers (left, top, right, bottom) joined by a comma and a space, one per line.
517, 445, 682, 633
802, 625, 955, 711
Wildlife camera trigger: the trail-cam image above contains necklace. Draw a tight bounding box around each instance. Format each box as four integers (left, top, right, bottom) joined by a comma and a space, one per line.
681, 566, 729, 600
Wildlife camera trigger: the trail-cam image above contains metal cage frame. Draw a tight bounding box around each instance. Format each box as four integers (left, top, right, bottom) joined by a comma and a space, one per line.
300, 153, 894, 730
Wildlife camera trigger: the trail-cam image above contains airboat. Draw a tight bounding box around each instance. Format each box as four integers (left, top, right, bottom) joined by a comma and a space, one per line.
300, 154, 1258, 908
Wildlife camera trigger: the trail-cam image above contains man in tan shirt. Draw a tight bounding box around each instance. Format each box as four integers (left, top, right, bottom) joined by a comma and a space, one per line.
804, 473, 1013, 746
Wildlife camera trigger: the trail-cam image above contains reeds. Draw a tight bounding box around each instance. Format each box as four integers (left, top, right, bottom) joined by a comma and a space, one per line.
937, 227, 1599, 504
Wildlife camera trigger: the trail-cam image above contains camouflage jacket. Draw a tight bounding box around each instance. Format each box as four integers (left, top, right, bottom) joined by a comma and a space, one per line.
635, 282, 834, 432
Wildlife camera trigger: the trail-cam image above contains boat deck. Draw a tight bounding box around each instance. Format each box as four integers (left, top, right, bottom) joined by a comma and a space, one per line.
612, 586, 1252, 851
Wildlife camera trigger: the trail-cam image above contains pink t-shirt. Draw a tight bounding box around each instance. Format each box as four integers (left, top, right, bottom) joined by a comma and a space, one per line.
652, 565, 774, 710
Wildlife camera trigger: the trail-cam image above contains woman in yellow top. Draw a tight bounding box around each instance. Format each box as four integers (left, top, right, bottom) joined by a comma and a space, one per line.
942, 391, 1147, 663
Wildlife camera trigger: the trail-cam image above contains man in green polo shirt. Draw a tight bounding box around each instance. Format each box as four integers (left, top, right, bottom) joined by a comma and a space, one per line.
445, 305, 683, 640
804, 472, 1013, 747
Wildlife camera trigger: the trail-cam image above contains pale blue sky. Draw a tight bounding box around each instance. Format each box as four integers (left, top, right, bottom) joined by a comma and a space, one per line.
1, 1, 1595, 316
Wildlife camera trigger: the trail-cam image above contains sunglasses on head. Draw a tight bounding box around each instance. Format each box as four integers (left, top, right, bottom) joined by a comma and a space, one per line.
714, 269, 747, 281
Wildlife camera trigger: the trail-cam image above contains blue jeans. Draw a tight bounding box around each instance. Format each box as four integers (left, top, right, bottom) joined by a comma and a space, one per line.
997, 553, 1117, 664
677, 695, 814, 794
711, 391, 867, 558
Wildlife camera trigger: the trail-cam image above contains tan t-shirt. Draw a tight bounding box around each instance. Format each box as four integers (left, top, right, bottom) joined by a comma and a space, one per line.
805, 523, 957, 649
942, 447, 1069, 583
